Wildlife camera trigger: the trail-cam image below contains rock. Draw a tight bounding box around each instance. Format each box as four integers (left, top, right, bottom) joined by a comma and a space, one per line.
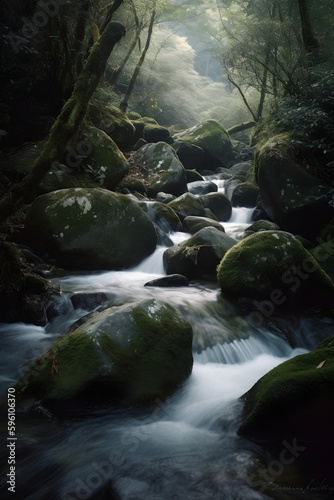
144, 275, 189, 287
217, 230, 334, 323
310, 238, 334, 283
244, 220, 281, 239
143, 123, 172, 143
118, 176, 147, 195
238, 336, 334, 485
70, 292, 116, 310
224, 178, 242, 201
185, 169, 204, 183
134, 142, 187, 197
37, 169, 75, 195
187, 180, 218, 195
229, 162, 252, 174
164, 227, 236, 281
167, 192, 207, 220
255, 133, 334, 241
66, 126, 129, 190
182, 216, 225, 235
231, 182, 259, 207
16, 299, 193, 406
199, 192, 232, 221
174, 120, 235, 171
138, 200, 182, 245
156, 192, 176, 204
24, 188, 157, 270
172, 141, 205, 170
89, 104, 136, 149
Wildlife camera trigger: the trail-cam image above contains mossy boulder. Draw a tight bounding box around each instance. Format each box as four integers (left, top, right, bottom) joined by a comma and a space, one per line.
164, 226, 236, 281
167, 193, 214, 220
255, 133, 334, 241
239, 336, 334, 484
134, 142, 187, 197
37, 169, 75, 194
16, 299, 193, 407
89, 104, 136, 148
138, 200, 182, 245
24, 188, 157, 270
199, 192, 232, 221
66, 126, 129, 190
174, 120, 235, 171
172, 141, 205, 170
182, 216, 225, 235
243, 220, 281, 239
231, 182, 259, 208
143, 123, 172, 143
217, 230, 334, 319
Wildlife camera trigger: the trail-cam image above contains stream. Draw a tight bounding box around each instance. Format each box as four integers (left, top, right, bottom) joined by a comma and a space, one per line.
0, 183, 310, 500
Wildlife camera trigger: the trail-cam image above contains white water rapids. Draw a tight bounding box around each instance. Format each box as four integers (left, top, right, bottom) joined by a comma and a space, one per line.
0, 191, 309, 500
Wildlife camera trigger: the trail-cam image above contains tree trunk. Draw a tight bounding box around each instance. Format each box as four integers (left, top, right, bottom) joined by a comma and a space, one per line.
0, 21, 125, 228
297, 0, 319, 61
120, 6, 156, 113
227, 121, 256, 135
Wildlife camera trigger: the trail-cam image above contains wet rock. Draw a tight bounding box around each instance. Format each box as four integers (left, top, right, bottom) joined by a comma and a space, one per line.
217, 230, 334, 321
16, 299, 193, 407
244, 220, 281, 239
134, 142, 187, 197
187, 180, 218, 195
182, 216, 225, 235
164, 226, 236, 281
199, 192, 232, 221
144, 274, 189, 287
70, 292, 116, 310
231, 182, 260, 208
25, 188, 158, 270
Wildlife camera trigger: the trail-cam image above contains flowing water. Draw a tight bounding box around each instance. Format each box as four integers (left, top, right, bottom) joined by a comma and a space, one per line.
0, 187, 312, 500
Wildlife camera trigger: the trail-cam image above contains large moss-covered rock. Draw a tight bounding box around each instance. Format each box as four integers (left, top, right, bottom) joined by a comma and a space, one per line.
24, 188, 157, 270
217, 230, 334, 316
134, 142, 187, 197
16, 299, 193, 406
255, 133, 334, 241
172, 141, 205, 170
164, 226, 236, 281
143, 123, 172, 144
199, 192, 232, 221
67, 126, 129, 190
167, 193, 216, 220
182, 216, 225, 235
239, 336, 334, 485
231, 182, 259, 208
89, 104, 136, 148
174, 120, 235, 171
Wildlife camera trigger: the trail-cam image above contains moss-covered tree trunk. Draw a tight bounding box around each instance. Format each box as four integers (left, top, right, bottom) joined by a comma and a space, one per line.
0, 21, 125, 228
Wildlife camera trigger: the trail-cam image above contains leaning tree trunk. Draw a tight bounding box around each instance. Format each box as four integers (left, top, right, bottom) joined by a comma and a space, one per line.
0, 21, 125, 228
120, 6, 156, 113
297, 0, 319, 61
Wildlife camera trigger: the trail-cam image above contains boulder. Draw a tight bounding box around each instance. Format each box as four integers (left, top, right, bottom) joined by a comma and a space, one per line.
185, 169, 204, 183
238, 336, 334, 485
182, 216, 225, 235
37, 169, 75, 194
143, 123, 172, 143
174, 120, 235, 171
167, 193, 218, 221
199, 192, 232, 221
164, 226, 236, 281
231, 182, 259, 208
16, 299, 193, 406
244, 220, 281, 239
217, 230, 334, 323
134, 142, 187, 197
144, 275, 189, 287
256, 133, 334, 241
187, 180, 218, 195
224, 178, 242, 201
172, 141, 205, 170
89, 104, 136, 148
229, 162, 252, 174
66, 126, 129, 190
138, 200, 182, 245
24, 188, 157, 270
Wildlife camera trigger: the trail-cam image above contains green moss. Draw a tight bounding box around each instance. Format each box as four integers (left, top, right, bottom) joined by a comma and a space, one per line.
217, 230, 334, 308
239, 336, 334, 437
